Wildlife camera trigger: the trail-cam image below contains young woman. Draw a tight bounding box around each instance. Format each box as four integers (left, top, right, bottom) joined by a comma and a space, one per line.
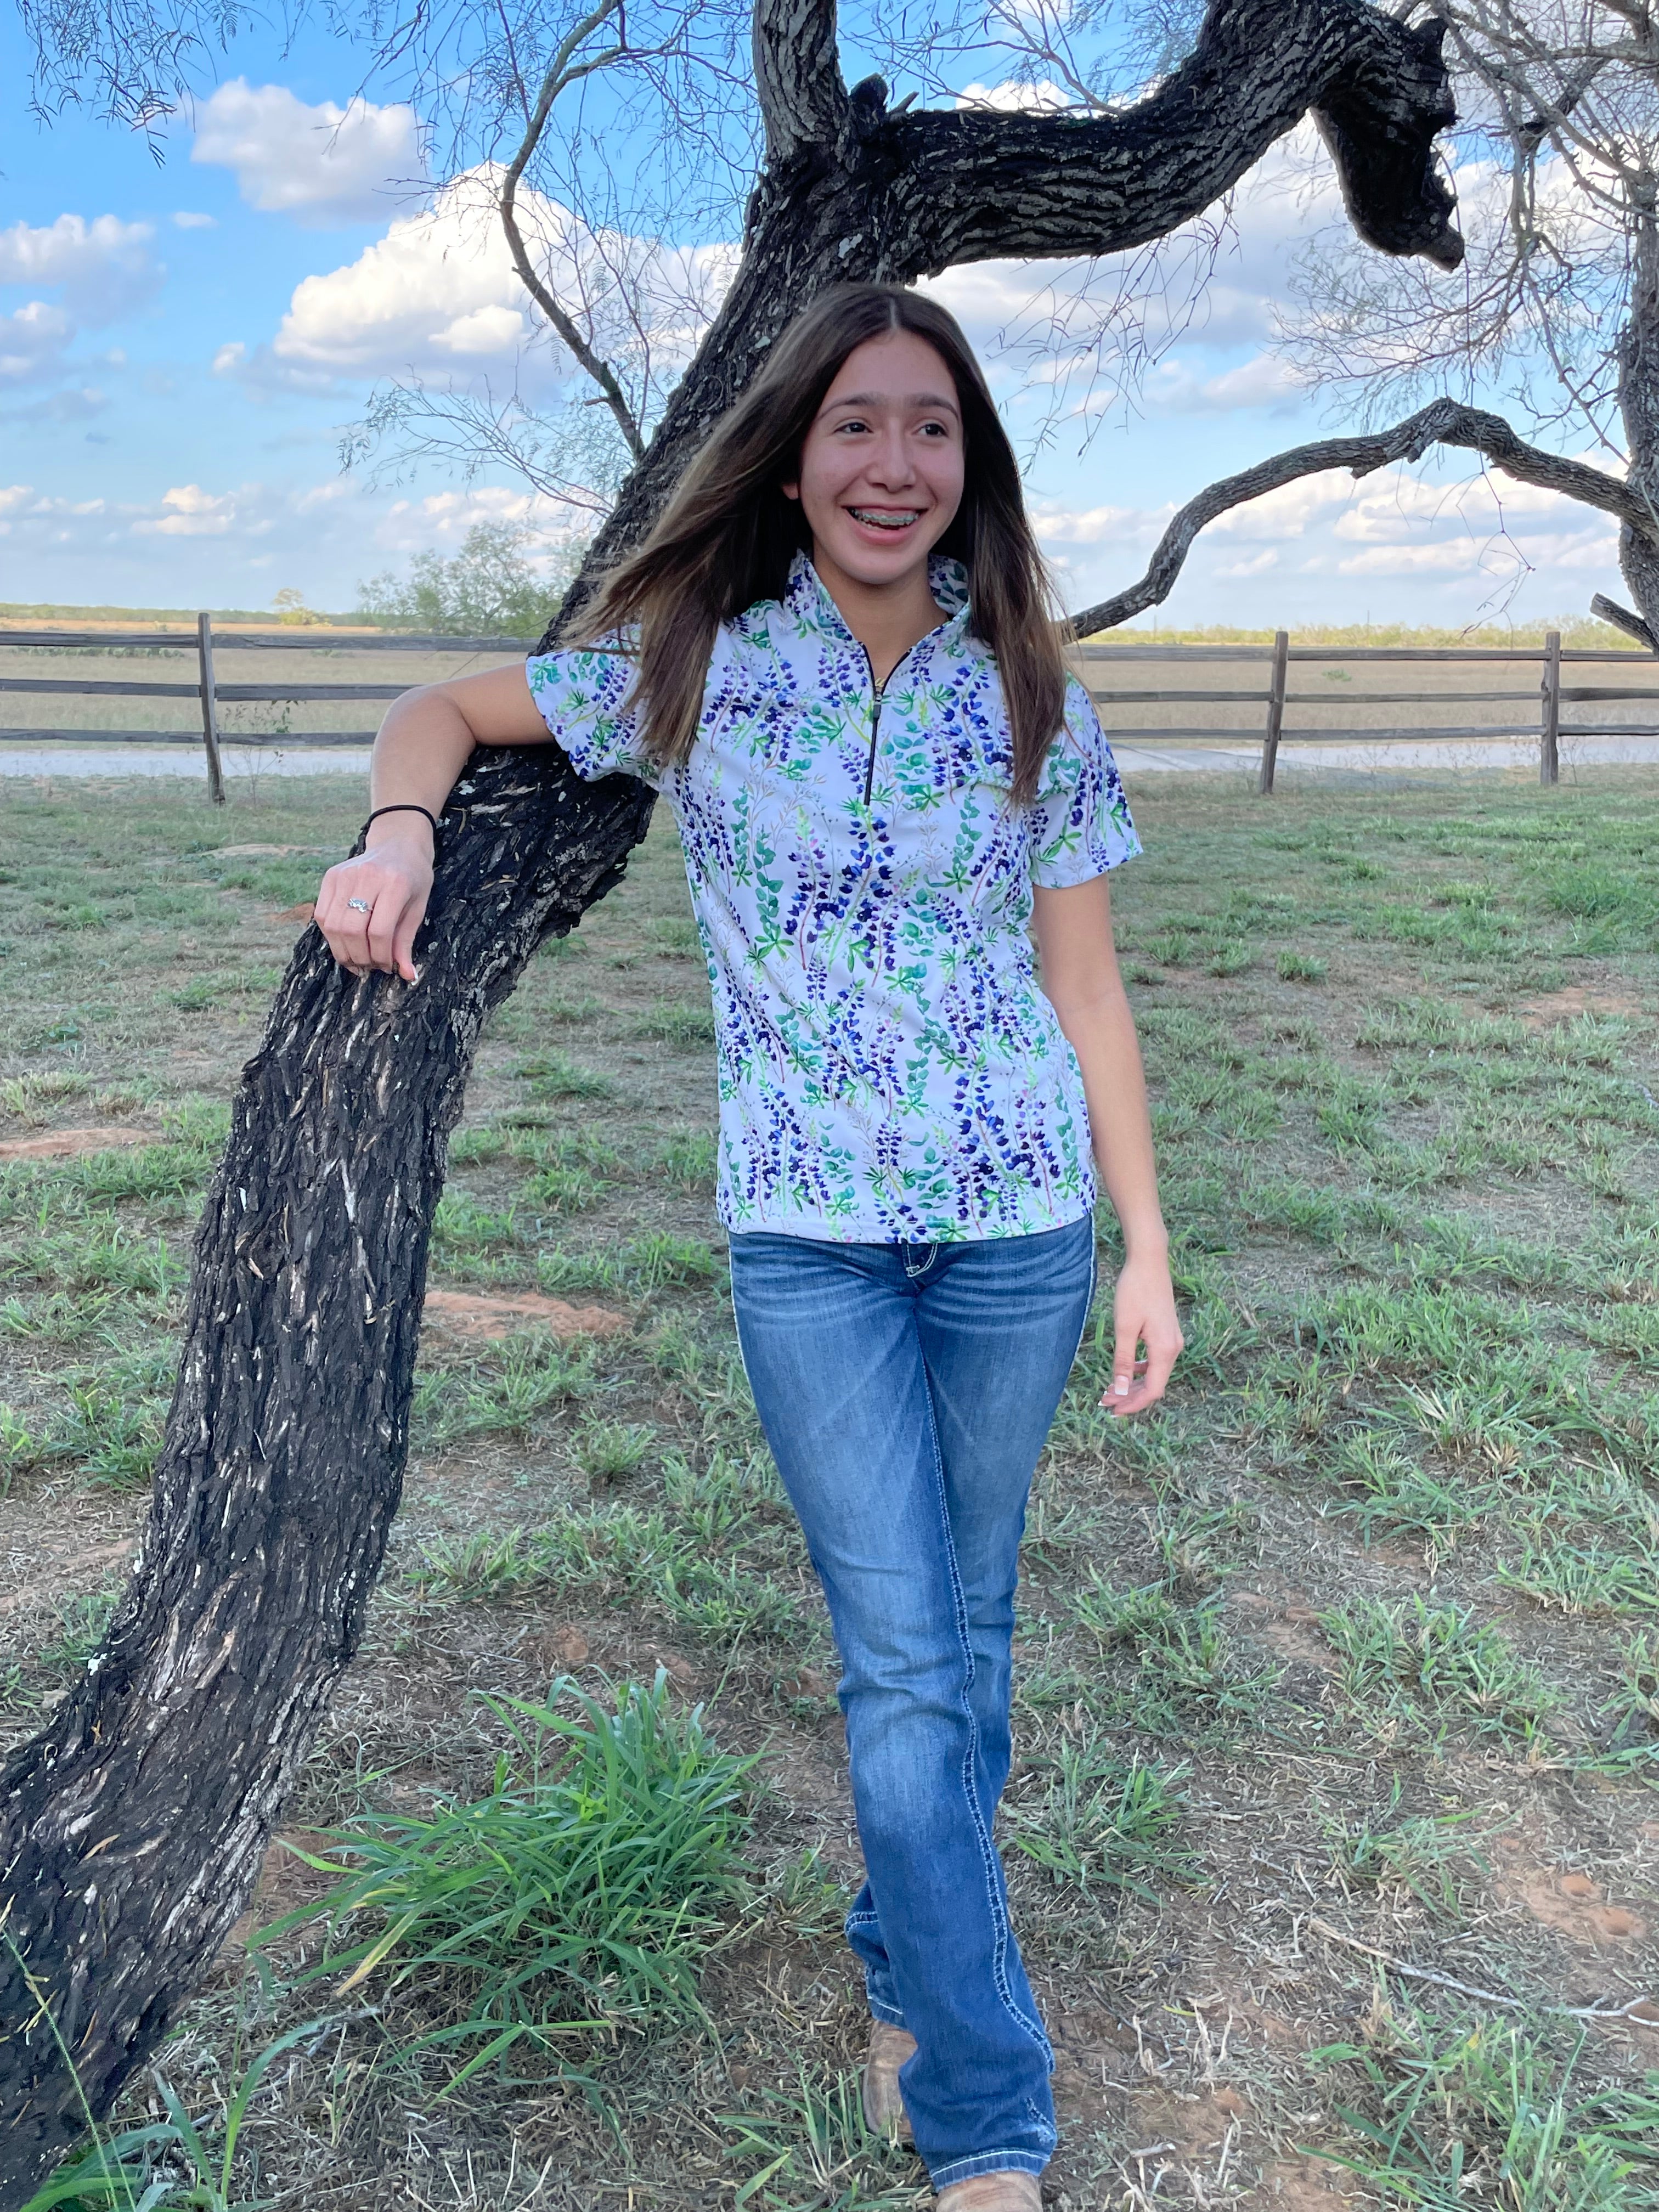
315, 284, 1181, 2211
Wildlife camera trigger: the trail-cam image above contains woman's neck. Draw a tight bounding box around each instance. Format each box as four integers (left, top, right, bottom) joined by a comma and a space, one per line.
810, 545, 949, 690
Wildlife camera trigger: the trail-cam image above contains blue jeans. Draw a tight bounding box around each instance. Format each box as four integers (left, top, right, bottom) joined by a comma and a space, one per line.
728, 1217, 1096, 2188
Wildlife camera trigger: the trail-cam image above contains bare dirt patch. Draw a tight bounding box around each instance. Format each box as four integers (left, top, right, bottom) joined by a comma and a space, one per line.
1233, 1588, 1339, 1674
212, 844, 326, 859
1517, 985, 1649, 1027
272, 901, 315, 923
422, 1288, 631, 1342
222, 1829, 341, 1956
1511, 1865, 1650, 1948
0, 1126, 151, 1160
0, 1537, 136, 1621
1259, 2154, 1359, 2209
517, 1621, 592, 1673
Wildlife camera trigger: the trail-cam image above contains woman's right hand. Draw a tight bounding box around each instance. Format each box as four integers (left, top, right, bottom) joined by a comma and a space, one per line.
314, 823, 436, 983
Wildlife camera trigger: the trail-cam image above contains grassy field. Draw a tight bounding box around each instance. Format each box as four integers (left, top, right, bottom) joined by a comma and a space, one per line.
2, 770, 1658, 2211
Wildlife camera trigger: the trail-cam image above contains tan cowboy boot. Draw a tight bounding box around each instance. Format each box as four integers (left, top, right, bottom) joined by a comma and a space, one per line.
860, 2019, 917, 2141
934, 2174, 1042, 2212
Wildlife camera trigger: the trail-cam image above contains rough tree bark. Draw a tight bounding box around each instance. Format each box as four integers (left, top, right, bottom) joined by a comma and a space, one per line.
0, 0, 1462, 2193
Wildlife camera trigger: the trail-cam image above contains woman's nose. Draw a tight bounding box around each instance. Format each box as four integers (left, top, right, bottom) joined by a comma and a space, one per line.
865, 429, 916, 486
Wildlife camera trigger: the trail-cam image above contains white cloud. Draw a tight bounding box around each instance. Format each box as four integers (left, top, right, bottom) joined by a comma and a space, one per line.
134, 484, 259, 538
0, 213, 160, 390
1210, 470, 1355, 540
375, 483, 591, 555
190, 80, 422, 225
956, 80, 1072, 112
1022, 448, 1628, 630
1335, 519, 1618, 579
1031, 499, 1154, 546
1332, 464, 1627, 555
4, 385, 110, 425
0, 301, 76, 388
928, 127, 1348, 417
0, 486, 109, 539
172, 211, 217, 230
0, 213, 160, 323
224, 168, 733, 399
1149, 353, 1304, 413
428, 303, 527, 357
251, 177, 523, 384
0, 470, 592, 571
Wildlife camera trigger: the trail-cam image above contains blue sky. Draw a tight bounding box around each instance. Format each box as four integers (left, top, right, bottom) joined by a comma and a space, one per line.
0, 6, 1626, 627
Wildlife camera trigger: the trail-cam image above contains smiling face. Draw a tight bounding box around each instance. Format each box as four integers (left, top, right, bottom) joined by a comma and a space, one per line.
782, 330, 966, 599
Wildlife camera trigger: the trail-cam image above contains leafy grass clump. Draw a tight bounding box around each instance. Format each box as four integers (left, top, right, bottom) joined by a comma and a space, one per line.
1006, 1741, 1193, 1900
263, 1673, 755, 2082
1314, 2011, 1659, 2209
1319, 1595, 1557, 1741
515, 1050, 616, 1101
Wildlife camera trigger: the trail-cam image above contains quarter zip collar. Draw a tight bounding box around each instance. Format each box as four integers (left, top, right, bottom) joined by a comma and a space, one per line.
782, 548, 975, 654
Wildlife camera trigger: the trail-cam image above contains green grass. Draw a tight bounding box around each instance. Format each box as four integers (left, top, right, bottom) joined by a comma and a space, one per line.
629, 1000, 718, 1046
5, 772, 1659, 2206
1312, 2012, 1659, 2209
1319, 1596, 1558, 1741
1321, 1785, 1487, 1914
411, 1336, 595, 1444
1005, 1742, 1193, 1900
515, 1049, 616, 1100
719, 2070, 930, 2210
261, 1673, 755, 2078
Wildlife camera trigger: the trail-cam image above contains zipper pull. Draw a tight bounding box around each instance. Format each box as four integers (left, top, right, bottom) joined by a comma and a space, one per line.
864, 680, 884, 808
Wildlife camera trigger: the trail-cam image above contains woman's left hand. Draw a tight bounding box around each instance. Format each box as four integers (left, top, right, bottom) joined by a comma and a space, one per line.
1101, 1249, 1183, 1418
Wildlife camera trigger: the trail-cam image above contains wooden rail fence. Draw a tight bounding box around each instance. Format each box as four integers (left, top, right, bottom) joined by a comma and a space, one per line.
1074, 628, 1659, 792
0, 618, 532, 803
3, 617, 1658, 798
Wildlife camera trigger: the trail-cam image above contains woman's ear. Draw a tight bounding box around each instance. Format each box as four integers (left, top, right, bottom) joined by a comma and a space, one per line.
780, 479, 800, 502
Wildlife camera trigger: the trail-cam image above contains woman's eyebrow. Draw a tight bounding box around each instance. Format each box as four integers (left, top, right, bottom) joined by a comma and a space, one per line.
824, 390, 961, 413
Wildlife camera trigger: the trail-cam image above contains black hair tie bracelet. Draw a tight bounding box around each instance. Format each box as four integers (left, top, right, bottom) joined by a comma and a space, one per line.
360, 803, 440, 851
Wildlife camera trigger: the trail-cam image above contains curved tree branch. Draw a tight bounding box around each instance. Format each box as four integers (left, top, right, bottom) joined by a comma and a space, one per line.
752, 0, 847, 163
573, 0, 1465, 600
499, 0, 647, 461
884, 0, 1462, 272
1066, 397, 1651, 636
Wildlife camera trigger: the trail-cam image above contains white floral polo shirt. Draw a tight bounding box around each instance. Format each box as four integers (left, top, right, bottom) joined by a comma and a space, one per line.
527, 552, 1139, 1243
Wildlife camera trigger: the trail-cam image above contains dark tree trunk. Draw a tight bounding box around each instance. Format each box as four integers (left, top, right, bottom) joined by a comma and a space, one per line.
1610, 214, 1659, 646
0, 0, 1459, 2193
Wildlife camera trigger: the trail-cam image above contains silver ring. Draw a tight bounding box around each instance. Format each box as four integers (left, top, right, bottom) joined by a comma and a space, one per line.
346, 896, 373, 913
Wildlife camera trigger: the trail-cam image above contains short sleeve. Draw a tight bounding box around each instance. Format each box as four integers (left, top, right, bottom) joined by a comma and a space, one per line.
524, 644, 662, 789
1028, 676, 1142, 888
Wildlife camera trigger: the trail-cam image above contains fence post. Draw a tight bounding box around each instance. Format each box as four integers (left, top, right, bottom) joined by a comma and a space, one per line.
196, 611, 226, 805
1259, 628, 1289, 794
1539, 627, 1561, 786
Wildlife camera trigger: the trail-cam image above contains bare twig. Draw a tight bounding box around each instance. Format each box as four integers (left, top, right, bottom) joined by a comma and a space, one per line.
499, 0, 647, 461
1308, 1916, 1527, 2007
1309, 1917, 1659, 2023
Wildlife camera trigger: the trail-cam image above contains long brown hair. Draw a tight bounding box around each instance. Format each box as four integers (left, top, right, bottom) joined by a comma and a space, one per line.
571, 284, 1069, 803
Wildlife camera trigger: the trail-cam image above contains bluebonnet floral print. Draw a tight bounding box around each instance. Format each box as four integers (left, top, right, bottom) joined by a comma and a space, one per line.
526, 551, 1140, 1243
